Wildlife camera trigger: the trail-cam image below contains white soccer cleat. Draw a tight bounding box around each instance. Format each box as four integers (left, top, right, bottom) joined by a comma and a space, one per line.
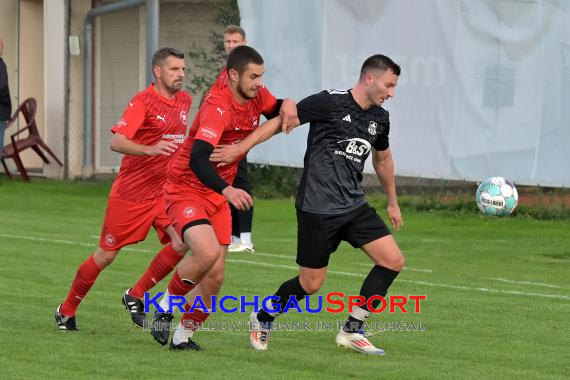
335, 330, 385, 355
228, 242, 244, 253
240, 242, 255, 253
249, 311, 271, 350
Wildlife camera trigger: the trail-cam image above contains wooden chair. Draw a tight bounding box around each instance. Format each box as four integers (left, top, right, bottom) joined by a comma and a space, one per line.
1, 97, 62, 181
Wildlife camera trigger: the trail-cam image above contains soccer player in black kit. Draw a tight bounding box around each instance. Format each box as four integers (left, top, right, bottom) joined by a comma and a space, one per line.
211, 54, 404, 355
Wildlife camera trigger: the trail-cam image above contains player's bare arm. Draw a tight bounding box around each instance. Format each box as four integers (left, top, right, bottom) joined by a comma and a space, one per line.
110, 133, 178, 156
372, 147, 403, 230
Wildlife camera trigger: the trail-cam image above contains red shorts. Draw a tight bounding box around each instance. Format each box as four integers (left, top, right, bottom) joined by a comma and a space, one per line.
165, 190, 231, 245
99, 197, 171, 251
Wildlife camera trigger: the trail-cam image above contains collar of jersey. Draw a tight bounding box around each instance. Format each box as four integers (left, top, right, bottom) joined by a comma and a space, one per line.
347, 89, 374, 112
223, 85, 251, 111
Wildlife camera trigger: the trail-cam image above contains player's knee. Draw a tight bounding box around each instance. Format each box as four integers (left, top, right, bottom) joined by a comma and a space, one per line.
299, 276, 324, 295
205, 271, 225, 291
93, 248, 118, 268
195, 250, 221, 272
387, 252, 405, 272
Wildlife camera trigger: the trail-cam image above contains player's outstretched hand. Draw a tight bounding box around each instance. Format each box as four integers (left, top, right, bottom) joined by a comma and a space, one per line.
210, 144, 243, 167
222, 186, 253, 211
387, 203, 403, 231
147, 140, 179, 156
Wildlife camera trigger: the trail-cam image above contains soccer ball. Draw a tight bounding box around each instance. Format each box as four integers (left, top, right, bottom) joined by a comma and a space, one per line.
475, 177, 518, 217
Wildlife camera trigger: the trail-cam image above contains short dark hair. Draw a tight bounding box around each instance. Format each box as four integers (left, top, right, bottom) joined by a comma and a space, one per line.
224, 25, 246, 40
360, 54, 401, 79
227, 45, 264, 75
152, 47, 184, 67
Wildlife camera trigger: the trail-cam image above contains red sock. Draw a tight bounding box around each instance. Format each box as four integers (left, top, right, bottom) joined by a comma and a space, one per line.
168, 271, 196, 296
129, 244, 183, 299
60, 255, 102, 316
181, 308, 210, 331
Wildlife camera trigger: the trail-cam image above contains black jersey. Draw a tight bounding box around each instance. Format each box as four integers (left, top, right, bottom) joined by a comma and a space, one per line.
295, 89, 390, 214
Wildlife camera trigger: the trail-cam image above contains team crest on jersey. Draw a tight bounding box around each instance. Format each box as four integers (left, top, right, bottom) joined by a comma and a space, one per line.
104, 233, 116, 247
183, 207, 196, 218
180, 111, 188, 124
368, 121, 378, 135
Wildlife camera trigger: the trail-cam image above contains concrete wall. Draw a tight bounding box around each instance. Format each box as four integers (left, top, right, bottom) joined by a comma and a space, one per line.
0, 0, 19, 162
43, 0, 66, 178
95, 0, 221, 173
18, 0, 44, 171
1, 0, 223, 179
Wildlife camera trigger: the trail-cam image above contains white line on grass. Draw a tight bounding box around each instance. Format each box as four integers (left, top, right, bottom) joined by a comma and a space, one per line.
254, 238, 296, 243
227, 259, 570, 301
0, 233, 152, 253
355, 262, 432, 273
2, 232, 568, 301
248, 253, 433, 273
244, 252, 295, 260
485, 277, 561, 289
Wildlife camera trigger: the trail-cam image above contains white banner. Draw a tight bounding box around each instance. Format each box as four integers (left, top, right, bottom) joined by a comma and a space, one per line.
239, 0, 570, 187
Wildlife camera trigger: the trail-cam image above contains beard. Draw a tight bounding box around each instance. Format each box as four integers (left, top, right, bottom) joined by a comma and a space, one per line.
166, 81, 182, 93
237, 81, 258, 100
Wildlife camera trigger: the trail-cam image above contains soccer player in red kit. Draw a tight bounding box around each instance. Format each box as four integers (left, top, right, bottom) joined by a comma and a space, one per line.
121, 32, 245, 327
149, 45, 297, 351
55, 48, 191, 331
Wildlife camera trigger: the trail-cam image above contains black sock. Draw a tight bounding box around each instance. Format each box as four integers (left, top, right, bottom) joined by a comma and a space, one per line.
343, 265, 400, 333
343, 316, 365, 333
258, 276, 308, 323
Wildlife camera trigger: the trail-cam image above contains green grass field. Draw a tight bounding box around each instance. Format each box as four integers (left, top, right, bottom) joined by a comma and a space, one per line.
0, 178, 569, 379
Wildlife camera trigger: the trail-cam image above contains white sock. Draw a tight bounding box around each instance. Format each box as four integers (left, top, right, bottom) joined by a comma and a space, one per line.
240, 232, 252, 245
158, 289, 172, 312
231, 235, 240, 245
172, 321, 194, 345
349, 305, 371, 322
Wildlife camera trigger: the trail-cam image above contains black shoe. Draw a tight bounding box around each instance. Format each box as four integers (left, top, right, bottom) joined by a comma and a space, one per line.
150, 309, 174, 346
122, 288, 147, 328
55, 305, 78, 331
169, 338, 204, 351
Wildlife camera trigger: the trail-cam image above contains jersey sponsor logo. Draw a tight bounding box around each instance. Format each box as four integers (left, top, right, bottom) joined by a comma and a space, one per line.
157, 114, 166, 123
162, 133, 185, 144
183, 207, 196, 218
180, 111, 188, 124
216, 107, 225, 116
335, 138, 372, 163
104, 233, 117, 247
200, 127, 218, 140
116, 119, 127, 128
368, 121, 377, 135
343, 114, 352, 123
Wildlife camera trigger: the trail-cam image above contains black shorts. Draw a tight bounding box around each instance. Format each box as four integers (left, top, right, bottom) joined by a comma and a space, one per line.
296, 203, 391, 269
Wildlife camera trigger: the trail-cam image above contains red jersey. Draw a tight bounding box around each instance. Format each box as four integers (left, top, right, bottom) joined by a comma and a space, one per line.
110, 84, 191, 202
211, 69, 228, 91
166, 84, 276, 204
